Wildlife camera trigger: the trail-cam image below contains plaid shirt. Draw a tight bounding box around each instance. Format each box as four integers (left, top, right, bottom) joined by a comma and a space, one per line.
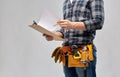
59, 0, 104, 46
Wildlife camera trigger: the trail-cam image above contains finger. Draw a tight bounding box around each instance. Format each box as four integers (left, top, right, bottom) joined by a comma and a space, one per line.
57, 20, 67, 23
46, 36, 53, 41
61, 25, 68, 29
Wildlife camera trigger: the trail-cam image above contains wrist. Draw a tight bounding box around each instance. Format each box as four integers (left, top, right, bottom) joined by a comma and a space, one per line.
71, 22, 86, 31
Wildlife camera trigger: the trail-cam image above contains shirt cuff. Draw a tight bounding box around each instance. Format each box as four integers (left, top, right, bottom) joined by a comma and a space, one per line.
83, 20, 91, 31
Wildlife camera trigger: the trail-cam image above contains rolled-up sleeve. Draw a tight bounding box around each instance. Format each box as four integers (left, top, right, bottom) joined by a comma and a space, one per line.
84, 0, 104, 31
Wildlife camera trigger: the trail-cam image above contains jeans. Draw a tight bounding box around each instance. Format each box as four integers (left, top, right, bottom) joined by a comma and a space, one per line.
63, 45, 97, 77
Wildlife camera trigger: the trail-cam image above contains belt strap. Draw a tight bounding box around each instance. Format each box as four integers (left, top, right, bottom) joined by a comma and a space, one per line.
61, 45, 88, 53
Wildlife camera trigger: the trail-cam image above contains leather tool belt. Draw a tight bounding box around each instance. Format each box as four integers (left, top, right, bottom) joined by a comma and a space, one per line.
51, 44, 94, 67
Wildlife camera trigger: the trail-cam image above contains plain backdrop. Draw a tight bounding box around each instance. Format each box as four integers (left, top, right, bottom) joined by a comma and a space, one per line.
0, 0, 120, 77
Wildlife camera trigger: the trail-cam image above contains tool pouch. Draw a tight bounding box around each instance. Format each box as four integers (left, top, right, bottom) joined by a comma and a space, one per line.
68, 55, 88, 67
51, 44, 94, 67
68, 44, 94, 67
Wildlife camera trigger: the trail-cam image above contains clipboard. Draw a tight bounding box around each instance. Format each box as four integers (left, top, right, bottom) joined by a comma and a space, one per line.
29, 21, 64, 41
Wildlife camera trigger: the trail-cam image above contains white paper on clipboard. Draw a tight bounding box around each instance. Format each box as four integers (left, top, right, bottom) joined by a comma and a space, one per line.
37, 10, 61, 32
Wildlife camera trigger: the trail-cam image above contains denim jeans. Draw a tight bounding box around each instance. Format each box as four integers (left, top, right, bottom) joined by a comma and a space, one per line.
63, 45, 97, 77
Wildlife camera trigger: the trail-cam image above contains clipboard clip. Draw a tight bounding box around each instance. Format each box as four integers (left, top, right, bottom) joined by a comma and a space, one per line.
33, 20, 37, 25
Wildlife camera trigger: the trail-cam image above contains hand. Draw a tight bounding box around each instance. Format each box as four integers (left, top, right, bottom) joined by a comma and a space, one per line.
57, 19, 73, 29
43, 34, 53, 41
57, 20, 86, 31
43, 32, 63, 41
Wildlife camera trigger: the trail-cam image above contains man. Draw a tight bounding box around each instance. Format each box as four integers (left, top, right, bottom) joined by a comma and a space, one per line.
43, 0, 104, 77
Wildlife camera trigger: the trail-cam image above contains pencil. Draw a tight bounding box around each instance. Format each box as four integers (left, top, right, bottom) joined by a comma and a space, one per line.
53, 23, 59, 26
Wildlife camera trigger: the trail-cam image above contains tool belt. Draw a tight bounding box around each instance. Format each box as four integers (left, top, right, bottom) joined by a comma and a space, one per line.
51, 44, 94, 67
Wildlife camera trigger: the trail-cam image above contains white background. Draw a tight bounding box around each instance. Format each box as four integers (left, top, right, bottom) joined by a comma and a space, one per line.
0, 0, 120, 77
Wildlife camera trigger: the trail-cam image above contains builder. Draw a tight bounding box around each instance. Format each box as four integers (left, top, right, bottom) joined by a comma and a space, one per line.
43, 0, 104, 77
